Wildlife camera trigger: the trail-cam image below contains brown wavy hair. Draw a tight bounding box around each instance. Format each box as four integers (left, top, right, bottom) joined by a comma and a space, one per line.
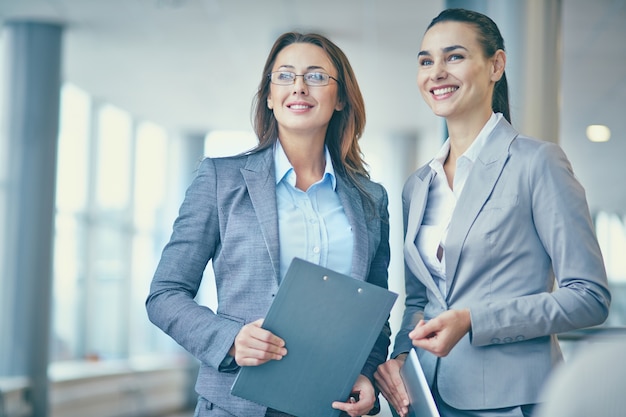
251, 32, 371, 187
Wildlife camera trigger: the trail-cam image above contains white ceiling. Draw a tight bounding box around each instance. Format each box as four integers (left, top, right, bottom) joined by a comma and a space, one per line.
1, 0, 625, 214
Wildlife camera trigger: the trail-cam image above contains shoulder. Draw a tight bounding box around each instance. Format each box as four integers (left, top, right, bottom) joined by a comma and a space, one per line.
508, 135, 571, 172
353, 173, 388, 202
361, 175, 387, 198
483, 117, 561, 162
496, 118, 564, 160
510, 133, 559, 153
505, 135, 580, 199
199, 146, 272, 173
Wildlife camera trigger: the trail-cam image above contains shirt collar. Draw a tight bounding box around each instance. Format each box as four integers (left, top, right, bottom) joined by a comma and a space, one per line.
462, 112, 502, 163
429, 112, 503, 170
274, 140, 336, 190
431, 139, 451, 170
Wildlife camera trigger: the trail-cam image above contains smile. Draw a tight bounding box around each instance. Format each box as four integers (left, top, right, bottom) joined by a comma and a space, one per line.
432, 86, 458, 96
288, 104, 312, 110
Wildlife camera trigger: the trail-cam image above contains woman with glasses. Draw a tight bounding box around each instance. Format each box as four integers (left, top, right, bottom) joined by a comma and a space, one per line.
374, 8, 611, 417
146, 32, 391, 417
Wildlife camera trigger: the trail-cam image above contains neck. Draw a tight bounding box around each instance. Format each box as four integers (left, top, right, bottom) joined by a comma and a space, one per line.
446, 110, 492, 157
279, 137, 326, 190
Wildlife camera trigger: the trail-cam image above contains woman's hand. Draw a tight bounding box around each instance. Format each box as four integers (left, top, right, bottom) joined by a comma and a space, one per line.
229, 318, 287, 366
409, 309, 471, 357
332, 374, 376, 417
374, 355, 410, 417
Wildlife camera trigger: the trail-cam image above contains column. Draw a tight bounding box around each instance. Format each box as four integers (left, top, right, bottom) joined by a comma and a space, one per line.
0, 21, 63, 417
489, 0, 562, 143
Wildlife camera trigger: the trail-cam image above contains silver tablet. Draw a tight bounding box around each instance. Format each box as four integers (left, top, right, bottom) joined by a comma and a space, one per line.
400, 348, 441, 417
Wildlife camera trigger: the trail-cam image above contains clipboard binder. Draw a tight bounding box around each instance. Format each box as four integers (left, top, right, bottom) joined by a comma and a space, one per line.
231, 257, 397, 417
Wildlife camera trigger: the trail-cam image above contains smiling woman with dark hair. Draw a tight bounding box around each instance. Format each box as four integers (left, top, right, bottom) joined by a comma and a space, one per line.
375, 8, 611, 417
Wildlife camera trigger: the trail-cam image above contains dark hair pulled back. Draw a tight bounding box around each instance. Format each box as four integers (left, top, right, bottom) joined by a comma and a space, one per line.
427, 8, 511, 123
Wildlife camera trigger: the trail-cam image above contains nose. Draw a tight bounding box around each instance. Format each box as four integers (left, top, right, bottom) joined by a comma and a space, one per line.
292, 75, 309, 94
431, 60, 447, 80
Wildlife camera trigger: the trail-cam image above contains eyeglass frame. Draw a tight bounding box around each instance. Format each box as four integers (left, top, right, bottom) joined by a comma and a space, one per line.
268, 71, 340, 86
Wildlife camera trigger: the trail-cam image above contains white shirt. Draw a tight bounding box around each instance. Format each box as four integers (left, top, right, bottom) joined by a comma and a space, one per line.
417, 113, 503, 297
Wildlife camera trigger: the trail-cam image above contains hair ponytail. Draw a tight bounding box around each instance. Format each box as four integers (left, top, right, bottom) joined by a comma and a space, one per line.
493, 72, 511, 123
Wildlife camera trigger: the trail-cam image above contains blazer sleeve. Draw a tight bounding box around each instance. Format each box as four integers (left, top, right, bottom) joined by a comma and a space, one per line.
145, 158, 243, 369
391, 174, 428, 358
470, 141, 611, 345
359, 184, 393, 383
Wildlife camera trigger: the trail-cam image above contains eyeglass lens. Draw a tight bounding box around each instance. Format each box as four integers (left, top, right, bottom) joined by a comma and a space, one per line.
270, 71, 333, 86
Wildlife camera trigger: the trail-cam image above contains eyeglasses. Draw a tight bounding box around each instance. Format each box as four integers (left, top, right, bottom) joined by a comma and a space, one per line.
268, 71, 339, 86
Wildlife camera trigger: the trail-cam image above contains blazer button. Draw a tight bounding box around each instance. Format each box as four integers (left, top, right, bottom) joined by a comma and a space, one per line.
515, 335, 525, 341
491, 338, 501, 344
503, 337, 513, 343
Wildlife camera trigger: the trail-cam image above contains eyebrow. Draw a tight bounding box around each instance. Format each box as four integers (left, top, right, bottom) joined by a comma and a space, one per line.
276, 64, 327, 72
418, 44, 468, 57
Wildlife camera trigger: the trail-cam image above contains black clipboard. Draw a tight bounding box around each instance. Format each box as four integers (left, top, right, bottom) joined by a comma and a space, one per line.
231, 257, 397, 417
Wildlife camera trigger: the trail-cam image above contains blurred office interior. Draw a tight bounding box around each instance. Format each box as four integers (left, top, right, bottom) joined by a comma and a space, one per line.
1, 0, 625, 416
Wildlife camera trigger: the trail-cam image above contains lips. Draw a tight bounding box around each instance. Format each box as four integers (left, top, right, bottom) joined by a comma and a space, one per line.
288, 104, 312, 110
287, 102, 313, 110
431, 86, 458, 97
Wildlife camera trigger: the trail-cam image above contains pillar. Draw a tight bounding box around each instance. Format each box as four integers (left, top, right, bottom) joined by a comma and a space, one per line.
0, 21, 63, 417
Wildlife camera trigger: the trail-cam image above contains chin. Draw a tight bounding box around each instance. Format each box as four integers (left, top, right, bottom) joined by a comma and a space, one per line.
431, 107, 452, 118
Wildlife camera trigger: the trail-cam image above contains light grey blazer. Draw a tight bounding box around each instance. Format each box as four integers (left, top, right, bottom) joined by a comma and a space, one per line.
392, 118, 611, 410
146, 146, 391, 417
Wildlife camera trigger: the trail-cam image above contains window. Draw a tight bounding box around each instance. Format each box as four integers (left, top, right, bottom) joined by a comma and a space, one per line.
596, 211, 626, 326
52, 85, 180, 362
130, 121, 172, 355
204, 129, 257, 157
52, 84, 91, 360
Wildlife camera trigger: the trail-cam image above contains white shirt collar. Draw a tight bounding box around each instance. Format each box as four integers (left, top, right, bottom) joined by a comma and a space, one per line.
429, 112, 502, 168
428, 112, 503, 198
462, 112, 502, 163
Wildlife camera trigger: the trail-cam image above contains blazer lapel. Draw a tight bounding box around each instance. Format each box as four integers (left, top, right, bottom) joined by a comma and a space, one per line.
336, 174, 368, 281
404, 167, 446, 306
445, 119, 518, 297
241, 148, 281, 282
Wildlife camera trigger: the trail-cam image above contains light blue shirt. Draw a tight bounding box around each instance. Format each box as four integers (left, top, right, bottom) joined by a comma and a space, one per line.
274, 141, 353, 282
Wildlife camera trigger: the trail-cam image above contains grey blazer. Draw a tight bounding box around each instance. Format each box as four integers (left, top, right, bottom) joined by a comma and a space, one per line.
146, 146, 391, 417
392, 118, 611, 410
